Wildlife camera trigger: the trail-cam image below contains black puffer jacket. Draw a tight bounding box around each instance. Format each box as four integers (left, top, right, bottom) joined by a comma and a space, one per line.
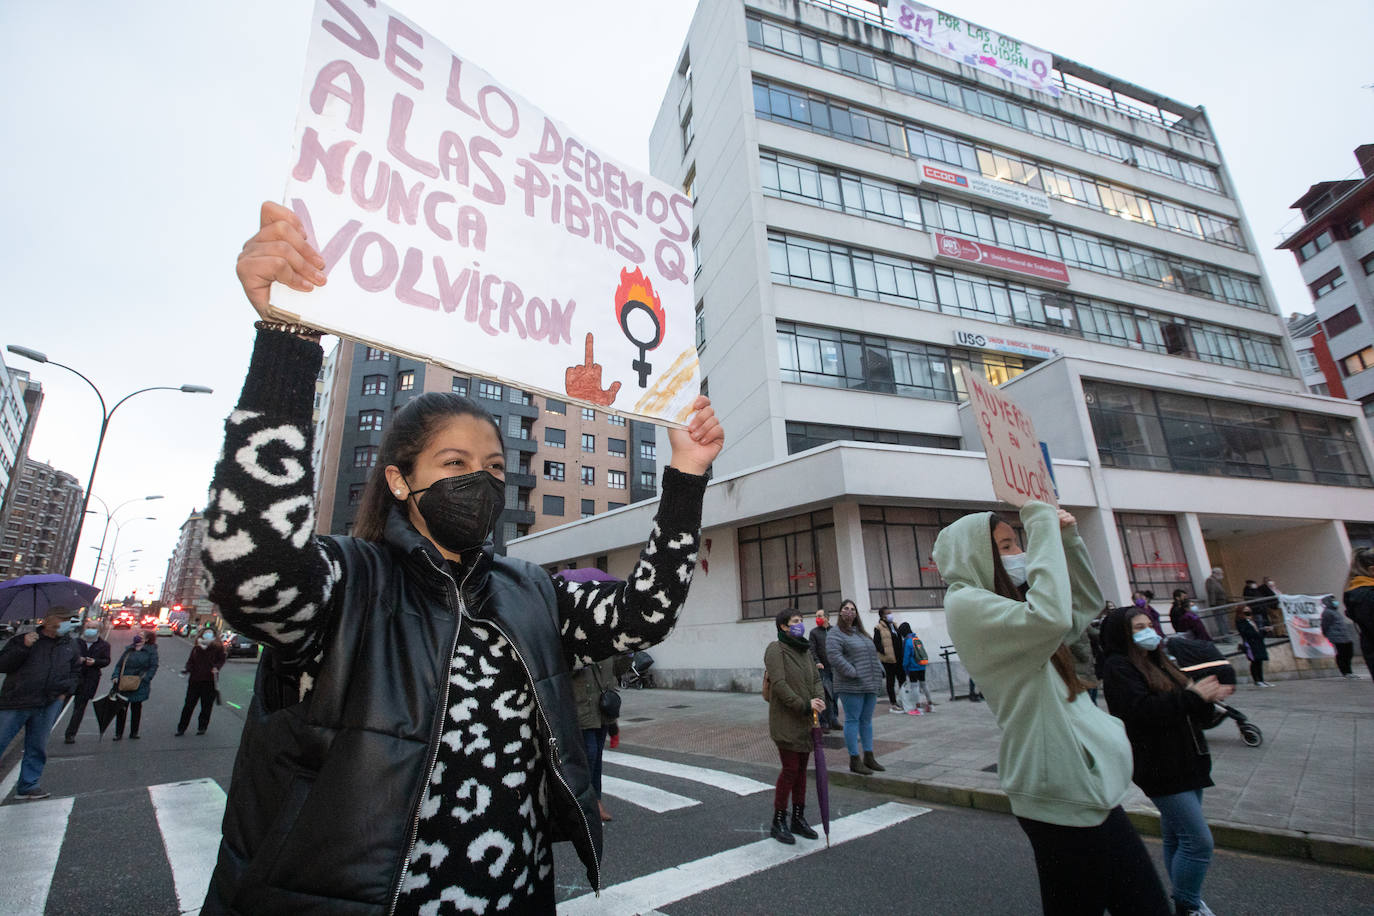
205, 513, 598, 915
0, 633, 80, 708
1100, 608, 1214, 798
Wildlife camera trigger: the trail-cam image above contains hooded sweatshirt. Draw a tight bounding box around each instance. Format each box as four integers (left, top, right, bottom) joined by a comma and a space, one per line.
932, 501, 1131, 827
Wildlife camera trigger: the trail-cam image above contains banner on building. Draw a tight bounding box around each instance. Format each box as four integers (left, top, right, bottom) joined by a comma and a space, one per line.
888, 3, 1060, 98
1277, 593, 1336, 659
916, 161, 1053, 217
271, 0, 701, 426
964, 372, 1057, 508
954, 329, 1062, 359
935, 233, 1069, 284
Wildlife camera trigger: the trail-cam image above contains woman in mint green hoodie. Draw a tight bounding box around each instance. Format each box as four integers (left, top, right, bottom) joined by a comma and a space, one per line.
932, 501, 1170, 916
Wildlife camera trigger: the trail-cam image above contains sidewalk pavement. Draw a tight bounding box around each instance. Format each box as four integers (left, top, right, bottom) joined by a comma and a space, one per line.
611, 674, 1374, 870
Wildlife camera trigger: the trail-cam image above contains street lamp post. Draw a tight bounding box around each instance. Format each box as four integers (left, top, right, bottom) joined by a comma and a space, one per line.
88, 515, 156, 609
5, 345, 211, 577
87, 494, 162, 583
101, 548, 143, 603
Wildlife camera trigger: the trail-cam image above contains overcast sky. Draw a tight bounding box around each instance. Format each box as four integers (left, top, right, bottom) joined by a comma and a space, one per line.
2, 0, 1370, 599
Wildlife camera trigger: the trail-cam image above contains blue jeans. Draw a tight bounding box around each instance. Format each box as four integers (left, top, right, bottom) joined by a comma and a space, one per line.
0, 699, 64, 793
582, 727, 607, 798
1151, 788, 1213, 908
837, 692, 876, 756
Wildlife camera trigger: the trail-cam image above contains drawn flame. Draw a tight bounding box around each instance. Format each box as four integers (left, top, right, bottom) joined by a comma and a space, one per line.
613, 267, 666, 348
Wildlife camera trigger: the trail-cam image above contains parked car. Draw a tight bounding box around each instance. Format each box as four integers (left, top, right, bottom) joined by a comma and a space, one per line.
155, 624, 174, 638
224, 634, 259, 659
112, 612, 136, 629
140, 615, 158, 630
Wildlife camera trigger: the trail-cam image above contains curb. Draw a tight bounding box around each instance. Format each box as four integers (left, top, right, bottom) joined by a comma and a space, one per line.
826, 769, 1374, 871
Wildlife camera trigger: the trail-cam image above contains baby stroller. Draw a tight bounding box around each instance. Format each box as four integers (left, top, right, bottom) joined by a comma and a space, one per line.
614, 649, 656, 689
1166, 636, 1263, 747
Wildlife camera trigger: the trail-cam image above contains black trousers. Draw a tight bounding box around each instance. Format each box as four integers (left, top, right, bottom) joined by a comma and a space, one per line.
114, 701, 142, 737
881, 661, 906, 704
65, 693, 95, 740
178, 680, 217, 732
1016, 807, 1171, 916
1333, 641, 1354, 676
1249, 660, 1265, 684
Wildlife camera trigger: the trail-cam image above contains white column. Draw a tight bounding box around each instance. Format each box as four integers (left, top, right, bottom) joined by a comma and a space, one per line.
832, 501, 870, 610
1075, 505, 1130, 604
1177, 512, 1213, 600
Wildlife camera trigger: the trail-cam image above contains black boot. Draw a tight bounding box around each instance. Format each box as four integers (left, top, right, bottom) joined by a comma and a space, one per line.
849, 754, 873, 775
790, 805, 819, 840
863, 751, 886, 772
770, 809, 795, 844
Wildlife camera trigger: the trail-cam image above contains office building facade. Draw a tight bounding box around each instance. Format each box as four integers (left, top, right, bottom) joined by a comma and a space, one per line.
508, 0, 1374, 690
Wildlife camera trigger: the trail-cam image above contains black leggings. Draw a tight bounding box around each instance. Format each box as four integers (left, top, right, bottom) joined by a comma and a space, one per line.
1249, 660, 1265, 684
1333, 641, 1353, 676
881, 662, 906, 704
1017, 807, 1170, 915
114, 701, 143, 737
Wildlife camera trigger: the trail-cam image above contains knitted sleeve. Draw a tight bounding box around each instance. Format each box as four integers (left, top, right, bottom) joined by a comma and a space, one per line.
200, 329, 340, 667
556, 467, 707, 668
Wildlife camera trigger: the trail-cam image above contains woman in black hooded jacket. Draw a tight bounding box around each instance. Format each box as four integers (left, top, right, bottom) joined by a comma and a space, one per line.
1101, 607, 1232, 916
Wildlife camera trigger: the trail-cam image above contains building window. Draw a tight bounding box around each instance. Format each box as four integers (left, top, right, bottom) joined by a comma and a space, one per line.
347, 484, 365, 506
860, 505, 967, 609
1343, 347, 1374, 377
543, 460, 565, 481
545, 427, 566, 448
1297, 351, 1321, 376
1116, 513, 1191, 596
358, 409, 384, 431
353, 446, 378, 468
477, 381, 503, 400
542, 495, 564, 517
608, 437, 626, 457
581, 434, 595, 453
364, 347, 388, 361
546, 398, 566, 415
362, 375, 387, 396
695, 300, 706, 350
607, 414, 626, 427
785, 421, 960, 454
607, 470, 626, 489
640, 471, 655, 488
1084, 380, 1372, 487
1324, 306, 1363, 338
1340, 216, 1365, 238
451, 376, 468, 395
738, 510, 840, 619
581, 407, 596, 422
396, 370, 414, 391
581, 499, 595, 518
581, 466, 595, 486
639, 441, 656, 461
691, 231, 702, 276
1297, 230, 1333, 262
1310, 270, 1346, 300
608, 501, 625, 510
1362, 253, 1374, 276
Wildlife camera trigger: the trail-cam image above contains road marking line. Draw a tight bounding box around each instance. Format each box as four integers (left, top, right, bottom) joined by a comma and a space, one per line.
560, 801, 929, 915
600, 775, 700, 813
0, 796, 73, 915
602, 750, 772, 795
149, 778, 226, 915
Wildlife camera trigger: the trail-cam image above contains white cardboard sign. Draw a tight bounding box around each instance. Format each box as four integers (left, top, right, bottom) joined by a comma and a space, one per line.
272, 0, 700, 425
964, 372, 1057, 507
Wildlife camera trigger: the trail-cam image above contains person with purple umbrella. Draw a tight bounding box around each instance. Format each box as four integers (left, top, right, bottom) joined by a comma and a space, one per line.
0, 609, 82, 799
763, 609, 826, 844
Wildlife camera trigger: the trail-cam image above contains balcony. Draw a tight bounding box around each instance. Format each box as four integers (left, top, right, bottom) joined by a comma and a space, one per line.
504, 507, 535, 527
506, 471, 536, 489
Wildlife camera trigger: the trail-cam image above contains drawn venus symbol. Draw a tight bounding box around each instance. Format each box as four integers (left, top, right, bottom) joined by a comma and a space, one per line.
614, 267, 666, 388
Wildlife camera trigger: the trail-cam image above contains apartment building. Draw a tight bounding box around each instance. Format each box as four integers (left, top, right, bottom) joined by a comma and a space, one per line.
0, 460, 84, 579
161, 509, 213, 625
508, 0, 1374, 691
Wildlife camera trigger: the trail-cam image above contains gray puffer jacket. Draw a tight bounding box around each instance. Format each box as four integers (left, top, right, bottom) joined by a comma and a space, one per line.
826, 625, 884, 694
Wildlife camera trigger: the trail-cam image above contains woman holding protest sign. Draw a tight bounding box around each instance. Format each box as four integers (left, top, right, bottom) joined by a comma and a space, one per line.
932, 505, 1171, 915
199, 201, 722, 914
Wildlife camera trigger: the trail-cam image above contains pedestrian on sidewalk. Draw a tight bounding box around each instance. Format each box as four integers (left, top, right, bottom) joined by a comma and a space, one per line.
808, 610, 839, 730
1344, 548, 1374, 682
1130, 591, 1165, 638
198, 200, 724, 914
111, 632, 158, 740
1319, 596, 1358, 678
872, 607, 906, 711
764, 609, 825, 845
1234, 606, 1272, 687
177, 628, 226, 736
934, 504, 1170, 916
574, 657, 618, 823
897, 622, 933, 714
1102, 607, 1233, 916
0, 610, 82, 800
1169, 591, 1213, 643
1204, 569, 1230, 637
826, 598, 885, 775
64, 624, 111, 744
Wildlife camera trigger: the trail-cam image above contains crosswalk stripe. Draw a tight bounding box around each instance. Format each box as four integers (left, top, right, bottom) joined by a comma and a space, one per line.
0, 796, 73, 915
149, 779, 227, 915
560, 801, 929, 915
600, 775, 700, 813
602, 751, 772, 795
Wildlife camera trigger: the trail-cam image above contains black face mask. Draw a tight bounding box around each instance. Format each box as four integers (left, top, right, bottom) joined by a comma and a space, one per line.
405, 470, 506, 554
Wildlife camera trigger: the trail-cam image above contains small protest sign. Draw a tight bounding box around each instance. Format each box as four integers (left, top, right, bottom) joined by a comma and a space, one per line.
271, 0, 700, 425
964, 372, 1057, 507
1277, 594, 1336, 660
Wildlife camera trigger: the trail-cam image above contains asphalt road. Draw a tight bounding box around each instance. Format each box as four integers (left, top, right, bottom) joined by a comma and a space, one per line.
2, 634, 1370, 915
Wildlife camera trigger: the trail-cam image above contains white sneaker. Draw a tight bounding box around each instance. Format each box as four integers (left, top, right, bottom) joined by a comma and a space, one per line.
889, 705, 906, 714
1345, 673, 1362, 679
1196, 900, 1216, 916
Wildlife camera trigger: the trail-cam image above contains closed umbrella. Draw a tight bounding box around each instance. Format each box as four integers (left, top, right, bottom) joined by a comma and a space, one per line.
91, 690, 127, 738
811, 710, 831, 847
0, 574, 100, 623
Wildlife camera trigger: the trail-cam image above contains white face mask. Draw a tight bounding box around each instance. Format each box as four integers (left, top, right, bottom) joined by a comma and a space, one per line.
1133, 629, 1162, 652
1000, 552, 1028, 586
198, 633, 215, 646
